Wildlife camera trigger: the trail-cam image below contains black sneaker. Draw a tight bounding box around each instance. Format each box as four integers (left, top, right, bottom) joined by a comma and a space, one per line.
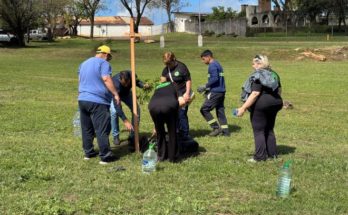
84, 152, 98, 160
99, 155, 118, 165
208, 128, 222, 137
113, 136, 120, 145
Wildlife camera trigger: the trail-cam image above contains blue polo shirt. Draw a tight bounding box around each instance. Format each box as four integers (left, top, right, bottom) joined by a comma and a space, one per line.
78, 57, 112, 105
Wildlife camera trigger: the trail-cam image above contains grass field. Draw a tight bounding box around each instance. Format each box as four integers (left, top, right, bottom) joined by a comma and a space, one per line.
0, 34, 347, 214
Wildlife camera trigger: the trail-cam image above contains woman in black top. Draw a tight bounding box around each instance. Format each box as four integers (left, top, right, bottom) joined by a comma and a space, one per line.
148, 82, 184, 162
237, 55, 283, 162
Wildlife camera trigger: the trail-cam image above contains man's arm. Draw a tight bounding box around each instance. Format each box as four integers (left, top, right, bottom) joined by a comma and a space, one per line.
103, 75, 120, 105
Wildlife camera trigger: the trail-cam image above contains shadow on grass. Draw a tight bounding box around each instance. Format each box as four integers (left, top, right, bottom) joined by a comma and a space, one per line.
277, 145, 296, 155
189, 124, 241, 138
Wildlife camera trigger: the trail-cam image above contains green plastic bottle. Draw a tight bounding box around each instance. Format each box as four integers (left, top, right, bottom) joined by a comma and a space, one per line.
276, 160, 292, 197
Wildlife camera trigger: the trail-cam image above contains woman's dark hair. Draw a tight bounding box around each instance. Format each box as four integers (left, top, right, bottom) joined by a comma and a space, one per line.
201, 50, 213, 57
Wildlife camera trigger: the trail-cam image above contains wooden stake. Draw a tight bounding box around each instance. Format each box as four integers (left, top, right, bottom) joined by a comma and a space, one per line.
129, 18, 140, 153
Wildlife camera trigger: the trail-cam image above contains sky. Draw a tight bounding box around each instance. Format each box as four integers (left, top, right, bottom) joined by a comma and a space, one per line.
98, 0, 258, 25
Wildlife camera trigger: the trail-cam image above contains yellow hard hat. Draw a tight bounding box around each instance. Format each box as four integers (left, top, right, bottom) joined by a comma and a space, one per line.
96, 45, 112, 55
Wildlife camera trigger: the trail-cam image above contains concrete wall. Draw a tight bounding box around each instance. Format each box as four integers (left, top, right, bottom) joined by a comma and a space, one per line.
185, 18, 247, 37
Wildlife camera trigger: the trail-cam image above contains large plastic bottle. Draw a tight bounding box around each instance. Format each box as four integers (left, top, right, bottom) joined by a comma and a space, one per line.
276, 160, 292, 197
142, 143, 157, 174
72, 109, 81, 137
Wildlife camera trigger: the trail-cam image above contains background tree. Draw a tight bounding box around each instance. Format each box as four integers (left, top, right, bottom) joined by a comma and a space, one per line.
40, 0, 70, 41
206, 6, 238, 21
120, 0, 153, 33
81, 0, 105, 39
0, 0, 40, 46
65, 0, 87, 36
150, 0, 188, 32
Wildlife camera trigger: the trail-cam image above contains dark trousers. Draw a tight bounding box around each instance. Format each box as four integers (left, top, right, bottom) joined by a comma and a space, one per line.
178, 105, 189, 137
79, 101, 113, 160
150, 109, 179, 162
200, 92, 228, 131
250, 104, 282, 161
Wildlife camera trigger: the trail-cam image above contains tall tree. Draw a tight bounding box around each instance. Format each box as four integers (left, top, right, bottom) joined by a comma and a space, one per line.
120, 0, 153, 33
0, 0, 40, 46
150, 0, 188, 32
40, 0, 70, 41
65, 0, 87, 36
81, 0, 104, 39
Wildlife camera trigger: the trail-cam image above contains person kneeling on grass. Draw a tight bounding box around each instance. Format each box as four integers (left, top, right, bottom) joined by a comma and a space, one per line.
110, 70, 150, 146
197, 50, 230, 137
236, 55, 283, 162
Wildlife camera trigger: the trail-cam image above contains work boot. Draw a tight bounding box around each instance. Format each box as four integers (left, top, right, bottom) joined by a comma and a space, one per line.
208, 128, 222, 137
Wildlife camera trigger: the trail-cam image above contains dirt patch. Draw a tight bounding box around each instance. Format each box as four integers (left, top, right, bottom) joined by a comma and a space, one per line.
294, 46, 348, 61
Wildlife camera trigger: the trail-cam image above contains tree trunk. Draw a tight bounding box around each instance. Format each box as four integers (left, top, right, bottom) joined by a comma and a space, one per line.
90, 15, 95, 39
134, 16, 140, 33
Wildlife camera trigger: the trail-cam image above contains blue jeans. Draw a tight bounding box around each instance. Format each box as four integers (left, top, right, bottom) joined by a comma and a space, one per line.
78, 101, 113, 160
110, 94, 140, 138
178, 105, 189, 137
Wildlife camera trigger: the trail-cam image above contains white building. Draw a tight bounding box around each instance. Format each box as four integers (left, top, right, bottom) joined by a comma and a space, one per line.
172, 12, 209, 33
78, 16, 154, 37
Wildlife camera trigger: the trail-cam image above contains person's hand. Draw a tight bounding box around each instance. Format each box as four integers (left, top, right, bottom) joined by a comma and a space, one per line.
183, 92, 190, 102
197, 85, 206, 94
123, 120, 134, 131
114, 94, 120, 105
178, 96, 186, 107
236, 107, 246, 117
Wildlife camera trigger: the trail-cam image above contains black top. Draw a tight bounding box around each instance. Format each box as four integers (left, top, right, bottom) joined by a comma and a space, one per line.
148, 83, 178, 113
251, 80, 283, 110
161, 60, 191, 96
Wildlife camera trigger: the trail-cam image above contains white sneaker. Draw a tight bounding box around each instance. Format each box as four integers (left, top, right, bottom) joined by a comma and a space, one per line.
247, 158, 257, 163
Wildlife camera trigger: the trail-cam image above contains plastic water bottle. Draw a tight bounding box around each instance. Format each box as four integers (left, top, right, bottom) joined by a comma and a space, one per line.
276, 160, 292, 198
142, 143, 157, 174
72, 109, 81, 137
232, 108, 238, 116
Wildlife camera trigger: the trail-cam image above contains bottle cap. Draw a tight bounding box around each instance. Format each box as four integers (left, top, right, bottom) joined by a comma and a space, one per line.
283, 160, 292, 168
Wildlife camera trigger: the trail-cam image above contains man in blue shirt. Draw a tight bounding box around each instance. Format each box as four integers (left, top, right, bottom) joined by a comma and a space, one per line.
110, 70, 149, 146
78, 45, 120, 164
197, 50, 230, 136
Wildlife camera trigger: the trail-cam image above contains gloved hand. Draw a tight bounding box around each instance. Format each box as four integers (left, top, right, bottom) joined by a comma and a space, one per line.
197, 85, 207, 94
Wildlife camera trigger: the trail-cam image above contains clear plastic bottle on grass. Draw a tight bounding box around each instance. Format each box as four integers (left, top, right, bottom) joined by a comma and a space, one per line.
142, 143, 157, 174
72, 109, 81, 137
276, 160, 292, 198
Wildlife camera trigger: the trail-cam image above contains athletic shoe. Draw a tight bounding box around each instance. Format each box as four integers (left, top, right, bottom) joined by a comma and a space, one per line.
208, 128, 222, 137
99, 155, 118, 165
84, 152, 98, 160
247, 158, 258, 163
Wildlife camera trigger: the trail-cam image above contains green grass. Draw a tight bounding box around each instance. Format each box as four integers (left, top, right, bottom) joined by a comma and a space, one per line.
0, 34, 347, 214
